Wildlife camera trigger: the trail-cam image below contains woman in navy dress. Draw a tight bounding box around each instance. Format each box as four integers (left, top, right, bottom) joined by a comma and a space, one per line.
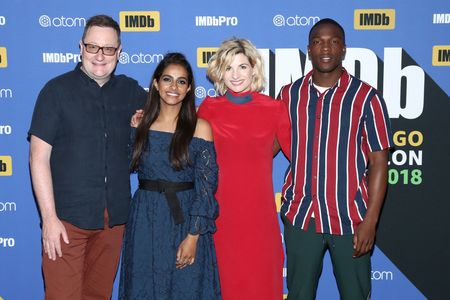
119, 53, 221, 299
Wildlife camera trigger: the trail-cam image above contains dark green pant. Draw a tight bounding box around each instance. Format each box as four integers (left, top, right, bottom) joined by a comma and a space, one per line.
283, 216, 371, 300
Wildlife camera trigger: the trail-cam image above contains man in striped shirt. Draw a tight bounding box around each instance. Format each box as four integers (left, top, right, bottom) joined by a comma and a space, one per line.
278, 18, 393, 300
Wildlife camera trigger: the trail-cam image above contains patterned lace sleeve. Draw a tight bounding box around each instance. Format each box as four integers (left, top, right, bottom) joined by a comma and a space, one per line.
128, 127, 137, 171
189, 139, 219, 235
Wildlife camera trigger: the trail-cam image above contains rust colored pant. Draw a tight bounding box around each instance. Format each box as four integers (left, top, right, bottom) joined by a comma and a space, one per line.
42, 213, 124, 300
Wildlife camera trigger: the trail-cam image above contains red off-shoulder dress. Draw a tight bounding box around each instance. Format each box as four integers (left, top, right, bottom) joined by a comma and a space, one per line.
198, 90, 290, 300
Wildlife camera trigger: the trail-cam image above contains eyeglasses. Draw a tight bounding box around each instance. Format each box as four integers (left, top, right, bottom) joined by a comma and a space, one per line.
83, 43, 119, 56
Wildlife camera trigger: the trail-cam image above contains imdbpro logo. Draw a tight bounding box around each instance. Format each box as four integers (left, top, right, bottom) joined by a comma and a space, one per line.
432, 45, 450, 66
197, 48, 218, 68
42, 52, 81, 63
0, 47, 7, 68
0, 156, 12, 176
0, 125, 12, 135
354, 9, 395, 30
119, 11, 160, 32
195, 16, 238, 27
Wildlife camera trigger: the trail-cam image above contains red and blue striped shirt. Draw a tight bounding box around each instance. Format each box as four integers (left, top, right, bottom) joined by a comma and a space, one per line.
278, 69, 393, 235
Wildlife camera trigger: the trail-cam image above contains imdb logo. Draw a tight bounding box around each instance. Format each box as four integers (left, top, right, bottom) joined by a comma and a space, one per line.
354, 9, 395, 30
0, 156, 12, 176
432, 46, 450, 66
275, 192, 282, 213
119, 11, 160, 32
197, 48, 218, 68
0, 47, 7, 68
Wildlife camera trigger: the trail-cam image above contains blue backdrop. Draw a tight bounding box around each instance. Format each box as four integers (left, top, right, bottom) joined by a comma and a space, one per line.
1, 0, 449, 299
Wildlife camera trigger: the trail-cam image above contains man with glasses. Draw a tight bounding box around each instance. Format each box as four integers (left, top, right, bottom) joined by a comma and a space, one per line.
29, 15, 146, 299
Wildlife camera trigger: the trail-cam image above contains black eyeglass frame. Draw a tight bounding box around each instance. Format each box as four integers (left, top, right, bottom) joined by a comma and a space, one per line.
82, 43, 119, 56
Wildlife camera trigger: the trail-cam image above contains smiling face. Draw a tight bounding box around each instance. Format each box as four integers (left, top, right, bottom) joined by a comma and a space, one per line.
153, 64, 191, 108
223, 53, 255, 93
308, 22, 346, 83
80, 25, 121, 86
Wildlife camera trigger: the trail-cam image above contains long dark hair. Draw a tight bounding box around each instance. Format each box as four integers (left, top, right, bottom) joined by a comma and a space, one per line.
130, 53, 197, 171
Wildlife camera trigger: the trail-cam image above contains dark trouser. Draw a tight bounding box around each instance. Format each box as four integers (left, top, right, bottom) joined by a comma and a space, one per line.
42, 211, 124, 300
283, 216, 371, 300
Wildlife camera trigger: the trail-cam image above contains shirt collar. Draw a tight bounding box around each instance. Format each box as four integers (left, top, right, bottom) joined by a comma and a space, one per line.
306, 67, 350, 90
74, 62, 117, 87
225, 89, 253, 104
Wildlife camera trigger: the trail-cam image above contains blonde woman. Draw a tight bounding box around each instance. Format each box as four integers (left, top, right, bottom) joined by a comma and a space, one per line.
198, 38, 290, 299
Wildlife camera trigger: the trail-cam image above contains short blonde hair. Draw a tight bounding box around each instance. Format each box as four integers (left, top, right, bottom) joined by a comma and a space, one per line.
207, 38, 266, 96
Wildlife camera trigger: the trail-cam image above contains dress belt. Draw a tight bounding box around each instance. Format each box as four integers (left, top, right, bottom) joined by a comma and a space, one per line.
138, 179, 194, 225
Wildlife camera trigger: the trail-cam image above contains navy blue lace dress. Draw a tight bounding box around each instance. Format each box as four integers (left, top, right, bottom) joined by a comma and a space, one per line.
119, 130, 221, 300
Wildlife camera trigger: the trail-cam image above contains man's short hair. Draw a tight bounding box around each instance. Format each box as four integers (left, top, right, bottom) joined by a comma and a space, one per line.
81, 15, 121, 45
309, 18, 345, 45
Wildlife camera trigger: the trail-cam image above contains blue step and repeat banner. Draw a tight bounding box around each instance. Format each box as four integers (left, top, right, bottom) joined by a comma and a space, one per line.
1, 0, 449, 299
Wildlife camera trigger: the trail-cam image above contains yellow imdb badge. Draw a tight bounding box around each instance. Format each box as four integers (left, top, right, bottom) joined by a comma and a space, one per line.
119, 11, 160, 32
432, 46, 450, 66
0, 156, 12, 176
0, 47, 7, 68
197, 48, 218, 68
354, 9, 395, 30
275, 192, 282, 213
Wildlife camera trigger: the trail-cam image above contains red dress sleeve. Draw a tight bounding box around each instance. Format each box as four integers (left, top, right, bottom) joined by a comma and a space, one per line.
276, 100, 291, 160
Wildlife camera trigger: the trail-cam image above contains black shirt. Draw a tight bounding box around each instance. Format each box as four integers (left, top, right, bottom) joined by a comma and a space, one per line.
29, 63, 147, 229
